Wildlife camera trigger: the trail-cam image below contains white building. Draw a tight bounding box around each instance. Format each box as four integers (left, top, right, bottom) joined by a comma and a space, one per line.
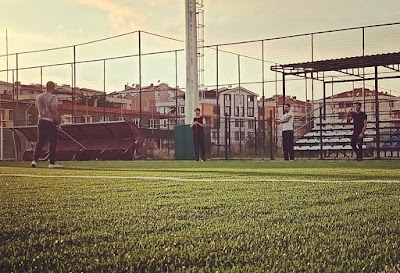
200, 86, 259, 144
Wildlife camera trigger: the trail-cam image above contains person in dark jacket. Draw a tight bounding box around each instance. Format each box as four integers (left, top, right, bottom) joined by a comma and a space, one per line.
191, 107, 207, 162
346, 102, 367, 161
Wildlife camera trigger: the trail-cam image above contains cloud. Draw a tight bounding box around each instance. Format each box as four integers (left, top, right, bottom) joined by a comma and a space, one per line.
142, 0, 177, 6
8, 32, 60, 50
57, 25, 64, 31
75, 0, 152, 33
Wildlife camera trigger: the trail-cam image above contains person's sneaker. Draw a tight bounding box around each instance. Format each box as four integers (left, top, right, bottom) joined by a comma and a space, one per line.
48, 163, 64, 168
31, 160, 37, 168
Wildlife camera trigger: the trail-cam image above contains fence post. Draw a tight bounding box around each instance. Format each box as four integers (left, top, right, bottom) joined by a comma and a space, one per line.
254, 117, 257, 156
138, 31, 142, 127
73, 46, 76, 124
15, 53, 19, 126
103, 59, 106, 120
216, 46, 220, 157
269, 110, 274, 160
167, 119, 170, 156
224, 113, 228, 160
319, 107, 323, 160
374, 66, 381, 159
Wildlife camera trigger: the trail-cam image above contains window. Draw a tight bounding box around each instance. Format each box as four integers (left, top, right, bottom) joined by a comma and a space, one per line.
247, 107, 254, 117
248, 120, 254, 129
234, 95, 244, 117
234, 131, 245, 141
118, 117, 126, 121
160, 119, 168, 129
234, 106, 240, 117
84, 116, 93, 123
149, 119, 156, 129
224, 94, 231, 116
224, 106, 231, 116
180, 106, 185, 114
235, 120, 244, 128
247, 95, 255, 117
100, 116, 109, 122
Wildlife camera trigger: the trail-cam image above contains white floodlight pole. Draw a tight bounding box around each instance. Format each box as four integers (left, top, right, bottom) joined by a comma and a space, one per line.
185, 0, 199, 124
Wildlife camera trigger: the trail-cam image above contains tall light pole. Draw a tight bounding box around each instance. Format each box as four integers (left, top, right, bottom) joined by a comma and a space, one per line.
185, 0, 199, 124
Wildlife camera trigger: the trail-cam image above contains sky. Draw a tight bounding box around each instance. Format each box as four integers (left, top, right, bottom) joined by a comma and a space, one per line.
1, 0, 400, 99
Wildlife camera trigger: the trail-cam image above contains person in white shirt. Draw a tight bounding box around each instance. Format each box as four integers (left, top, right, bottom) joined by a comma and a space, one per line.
275, 103, 295, 160
31, 81, 63, 168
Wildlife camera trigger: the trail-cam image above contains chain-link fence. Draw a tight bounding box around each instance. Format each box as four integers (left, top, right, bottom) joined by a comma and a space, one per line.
1, 22, 400, 160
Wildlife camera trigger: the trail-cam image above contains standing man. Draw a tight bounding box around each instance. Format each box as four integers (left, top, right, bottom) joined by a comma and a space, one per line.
31, 81, 63, 168
346, 102, 367, 161
191, 107, 206, 162
276, 103, 295, 161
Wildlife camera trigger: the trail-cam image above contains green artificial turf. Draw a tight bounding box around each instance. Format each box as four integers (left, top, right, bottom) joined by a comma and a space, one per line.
0, 160, 399, 272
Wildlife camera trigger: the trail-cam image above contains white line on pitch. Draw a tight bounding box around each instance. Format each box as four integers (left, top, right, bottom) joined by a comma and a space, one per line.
0, 174, 399, 183
249, 178, 400, 183
0, 174, 238, 182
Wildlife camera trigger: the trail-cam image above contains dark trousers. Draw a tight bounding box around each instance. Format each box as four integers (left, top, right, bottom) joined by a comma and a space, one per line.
350, 134, 363, 159
193, 132, 205, 161
33, 120, 58, 164
282, 130, 294, 160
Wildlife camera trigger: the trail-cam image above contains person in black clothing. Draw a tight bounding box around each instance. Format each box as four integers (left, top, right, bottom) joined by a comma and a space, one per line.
133, 139, 142, 159
191, 107, 206, 162
346, 102, 367, 161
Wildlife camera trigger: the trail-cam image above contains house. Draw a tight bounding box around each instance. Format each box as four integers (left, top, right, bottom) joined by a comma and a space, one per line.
115, 83, 186, 128
200, 86, 259, 144
313, 88, 400, 122
258, 94, 311, 146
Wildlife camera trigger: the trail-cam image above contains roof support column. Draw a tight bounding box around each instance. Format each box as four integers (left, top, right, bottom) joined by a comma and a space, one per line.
374, 66, 380, 159
323, 81, 326, 120
282, 72, 286, 111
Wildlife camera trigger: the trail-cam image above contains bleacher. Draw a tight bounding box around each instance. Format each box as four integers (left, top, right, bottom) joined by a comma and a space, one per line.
382, 130, 400, 157
294, 119, 400, 158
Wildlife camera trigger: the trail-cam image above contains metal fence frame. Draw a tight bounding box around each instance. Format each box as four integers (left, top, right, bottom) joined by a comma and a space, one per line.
1, 22, 400, 160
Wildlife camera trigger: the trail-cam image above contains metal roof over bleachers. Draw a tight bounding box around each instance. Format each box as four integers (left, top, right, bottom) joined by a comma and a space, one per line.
271, 52, 400, 75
